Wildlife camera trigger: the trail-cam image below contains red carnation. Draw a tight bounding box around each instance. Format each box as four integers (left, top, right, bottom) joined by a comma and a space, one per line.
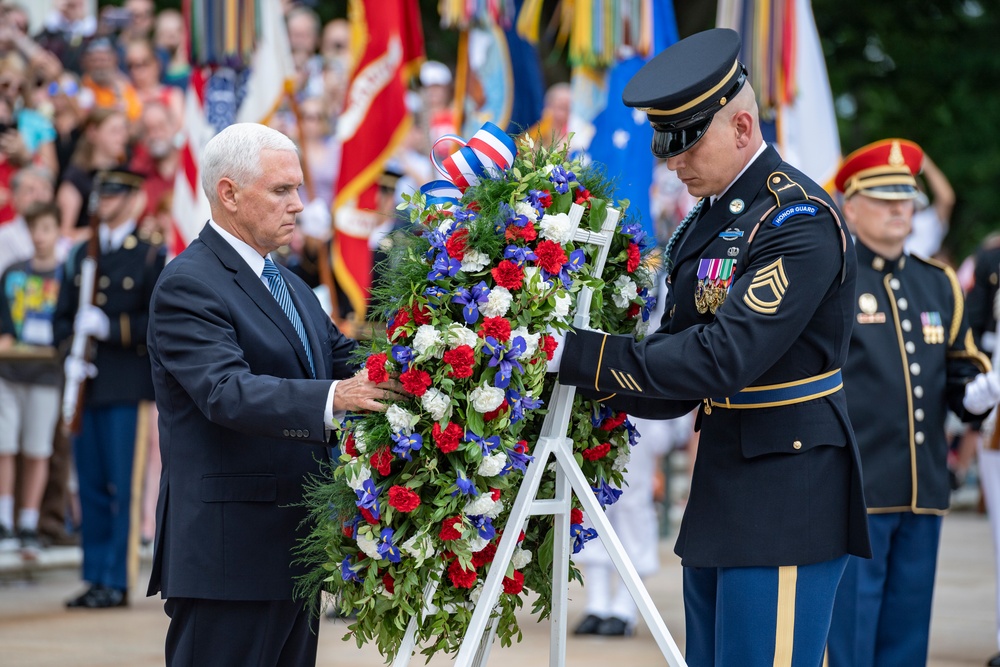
505, 221, 537, 243
439, 516, 464, 541
626, 303, 641, 318
583, 442, 612, 461
388, 485, 421, 513
400, 367, 432, 397
432, 421, 463, 453
490, 488, 502, 502
484, 400, 508, 422
471, 542, 497, 568
382, 572, 395, 594
502, 570, 525, 595
571, 508, 583, 525
626, 242, 641, 273
370, 446, 393, 476
479, 316, 512, 342
534, 240, 568, 274
491, 260, 524, 290
445, 228, 469, 260
466, 201, 481, 212
411, 303, 433, 326
540, 334, 558, 361
367, 352, 389, 384
360, 507, 379, 525
443, 345, 475, 379
599, 412, 628, 431
537, 190, 553, 209
342, 521, 355, 538
515, 440, 530, 454
387, 308, 411, 340
575, 188, 592, 205
448, 559, 478, 589
343, 432, 359, 458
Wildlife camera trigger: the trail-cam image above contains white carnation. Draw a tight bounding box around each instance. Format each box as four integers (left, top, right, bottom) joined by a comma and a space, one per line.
353, 426, 369, 454
446, 323, 480, 349
515, 200, 539, 222
413, 324, 444, 356
356, 530, 382, 560
461, 249, 490, 273
481, 286, 513, 318
549, 292, 572, 321
511, 547, 532, 569
345, 461, 372, 491
539, 212, 574, 244
477, 451, 507, 477
612, 445, 631, 473
466, 534, 490, 553
469, 583, 484, 605
464, 494, 497, 517
485, 499, 504, 519
635, 318, 650, 338
421, 387, 452, 422
612, 275, 639, 308
469, 384, 505, 413
511, 327, 539, 359
386, 404, 418, 434
401, 532, 436, 564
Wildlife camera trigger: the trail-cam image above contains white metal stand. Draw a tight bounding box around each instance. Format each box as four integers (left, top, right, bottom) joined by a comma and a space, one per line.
393, 204, 687, 667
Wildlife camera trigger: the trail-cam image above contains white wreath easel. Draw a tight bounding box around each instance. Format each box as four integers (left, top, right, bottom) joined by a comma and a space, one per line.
391, 203, 687, 667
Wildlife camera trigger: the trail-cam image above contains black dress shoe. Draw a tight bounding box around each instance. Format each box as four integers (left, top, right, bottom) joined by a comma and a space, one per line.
573, 614, 605, 635
596, 616, 634, 637
987, 652, 1000, 667
66, 585, 128, 609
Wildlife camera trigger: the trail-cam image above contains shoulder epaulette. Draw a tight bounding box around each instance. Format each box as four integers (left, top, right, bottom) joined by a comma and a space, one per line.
767, 171, 809, 207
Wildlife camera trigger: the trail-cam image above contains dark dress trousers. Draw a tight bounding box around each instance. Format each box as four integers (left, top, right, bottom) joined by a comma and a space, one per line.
146, 224, 358, 662
559, 146, 872, 568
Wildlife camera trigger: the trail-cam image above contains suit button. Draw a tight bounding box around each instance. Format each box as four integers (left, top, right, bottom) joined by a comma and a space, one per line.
914, 385, 923, 399
897, 298, 908, 311
915, 431, 925, 445
905, 341, 915, 354
910, 363, 920, 375
890, 278, 901, 290
296, 430, 304, 437
915, 409, 925, 422
283, 429, 290, 436
902, 319, 912, 332
303, 429, 309, 438
792, 440, 803, 450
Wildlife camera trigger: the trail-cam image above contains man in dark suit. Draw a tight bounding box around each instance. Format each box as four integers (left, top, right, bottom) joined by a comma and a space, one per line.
146, 122, 401, 666
553, 29, 871, 666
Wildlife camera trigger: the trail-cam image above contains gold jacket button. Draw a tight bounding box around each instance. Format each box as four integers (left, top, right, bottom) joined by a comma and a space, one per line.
792, 440, 803, 450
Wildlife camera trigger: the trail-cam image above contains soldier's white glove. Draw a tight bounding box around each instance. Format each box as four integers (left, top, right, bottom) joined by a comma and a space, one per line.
963, 371, 1000, 415
74, 304, 110, 341
64, 356, 98, 384
545, 328, 566, 373
298, 199, 332, 241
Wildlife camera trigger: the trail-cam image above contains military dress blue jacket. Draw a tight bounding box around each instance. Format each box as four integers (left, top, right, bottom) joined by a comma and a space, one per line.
559, 145, 872, 568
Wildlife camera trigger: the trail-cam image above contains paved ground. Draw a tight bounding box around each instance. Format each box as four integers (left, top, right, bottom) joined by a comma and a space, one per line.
0, 510, 997, 666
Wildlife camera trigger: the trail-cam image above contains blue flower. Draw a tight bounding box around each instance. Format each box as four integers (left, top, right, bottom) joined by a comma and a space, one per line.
507, 388, 544, 424
465, 430, 500, 456
452, 281, 491, 324
591, 403, 613, 428
504, 446, 534, 474
484, 335, 526, 389
391, 431, 423, 461
571, 524, 598, 554
468, 514, 496, 541
503, 244, 537, 266
377, 527, 402, 563
549, 165, 576, 194
454, 208, 477, 223
341, 555, 362, 582
423, 286, 449, 303
625, 417, 640, 447
355, 479, 381, 520
391, 345, 414, 373
424, 229, 447, 261
452, 474, 479, 497
527, 189, 548, 210
592, 479, 623, 507
427, 251, 461, 282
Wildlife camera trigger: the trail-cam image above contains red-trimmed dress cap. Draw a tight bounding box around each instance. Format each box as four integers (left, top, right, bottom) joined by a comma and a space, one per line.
835, 139, 923, 200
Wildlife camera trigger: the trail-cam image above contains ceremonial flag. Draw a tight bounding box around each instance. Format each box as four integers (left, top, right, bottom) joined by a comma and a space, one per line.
236, 0, 295, 124
582, 0, 679, 241
172, 67, 214, 257
333, 0, 424, 319
717, 0, 841, 191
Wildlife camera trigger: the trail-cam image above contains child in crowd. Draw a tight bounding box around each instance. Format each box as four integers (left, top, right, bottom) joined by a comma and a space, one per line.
0, 202, 63, 558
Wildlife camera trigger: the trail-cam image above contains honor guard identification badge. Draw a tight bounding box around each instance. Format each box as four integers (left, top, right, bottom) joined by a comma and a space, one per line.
695, 258, 737, 314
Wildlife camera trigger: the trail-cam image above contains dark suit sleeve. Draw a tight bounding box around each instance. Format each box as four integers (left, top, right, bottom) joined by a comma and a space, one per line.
53, 246, 82, 349
945, 269, 992, 419
966, 248, 996, 349
150, 270, 337, 442
559, 209, 844, 401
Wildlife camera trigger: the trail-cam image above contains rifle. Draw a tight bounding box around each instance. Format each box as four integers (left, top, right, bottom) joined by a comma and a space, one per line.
61, 187, 102, 434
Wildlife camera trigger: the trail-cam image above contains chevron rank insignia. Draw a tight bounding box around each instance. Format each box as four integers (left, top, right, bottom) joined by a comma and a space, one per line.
743, 258, 789, 315
609, 367, 644, 393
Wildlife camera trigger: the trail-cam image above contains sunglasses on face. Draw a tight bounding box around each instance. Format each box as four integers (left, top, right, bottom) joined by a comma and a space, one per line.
47, 80, 80, 97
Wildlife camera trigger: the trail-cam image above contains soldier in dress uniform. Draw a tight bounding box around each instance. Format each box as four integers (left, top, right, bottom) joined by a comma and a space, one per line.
827, 139, 997, 666
552, 28, 871, 666
53, 167, 166, 608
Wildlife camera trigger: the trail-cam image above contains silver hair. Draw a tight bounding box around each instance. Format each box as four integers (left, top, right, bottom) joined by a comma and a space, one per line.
11, 165, 54, 193
200, 123, 299, 206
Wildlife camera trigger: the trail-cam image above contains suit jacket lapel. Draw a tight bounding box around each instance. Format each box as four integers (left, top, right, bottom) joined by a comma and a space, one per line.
672, 146, 783, 270
199, 225, 315, 378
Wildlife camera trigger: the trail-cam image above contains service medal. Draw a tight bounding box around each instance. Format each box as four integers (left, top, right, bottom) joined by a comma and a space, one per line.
695, 258, 738, 314
921, 311, 945, 344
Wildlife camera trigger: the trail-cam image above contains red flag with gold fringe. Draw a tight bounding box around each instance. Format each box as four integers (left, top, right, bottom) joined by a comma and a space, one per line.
333, 0, 424, 321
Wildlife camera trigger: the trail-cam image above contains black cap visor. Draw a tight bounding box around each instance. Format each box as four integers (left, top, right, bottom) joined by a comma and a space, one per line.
650, 114, 714, 158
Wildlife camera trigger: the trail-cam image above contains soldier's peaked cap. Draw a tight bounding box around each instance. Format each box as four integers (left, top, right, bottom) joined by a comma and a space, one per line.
623, 28, 747, 158
835, 139, 923, 200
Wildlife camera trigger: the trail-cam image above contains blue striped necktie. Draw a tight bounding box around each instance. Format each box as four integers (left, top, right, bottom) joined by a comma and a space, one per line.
262, 257, 316, 378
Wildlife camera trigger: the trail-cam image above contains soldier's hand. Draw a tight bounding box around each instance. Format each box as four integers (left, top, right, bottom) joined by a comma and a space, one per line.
64, 356, 98, 384
963, 371, 1000, 415
333, 374, 407, 413
75, 304, 110, 341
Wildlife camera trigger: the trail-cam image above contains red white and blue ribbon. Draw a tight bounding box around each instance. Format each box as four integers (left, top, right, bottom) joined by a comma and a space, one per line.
419, 121, 517, 207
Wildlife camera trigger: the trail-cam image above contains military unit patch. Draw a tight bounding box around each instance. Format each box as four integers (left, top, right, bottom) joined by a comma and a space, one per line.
609, 367, 644, 392
921, 311, 945, 344
743, 258, 789, 315
771, 203, 819, 227
695, 258, 737, 314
